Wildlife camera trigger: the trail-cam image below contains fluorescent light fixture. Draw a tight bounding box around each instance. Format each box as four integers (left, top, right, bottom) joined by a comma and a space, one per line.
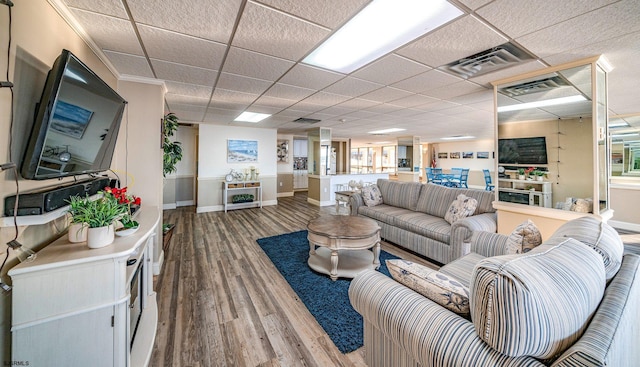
497, 95, 587, 113
234, 111, 271, 123
611, 132, 640, 138
609, 122, 630, 128
441, 135, 475, 140
303, 0, 463, 73
368, 128, 406, 134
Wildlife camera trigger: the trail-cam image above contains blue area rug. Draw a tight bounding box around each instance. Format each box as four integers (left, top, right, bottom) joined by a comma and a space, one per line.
256, 230, 398, 354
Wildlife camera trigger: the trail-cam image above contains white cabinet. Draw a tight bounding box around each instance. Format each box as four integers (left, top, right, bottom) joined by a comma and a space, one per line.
9, 207, 160, 367
294, 171, 308, 189
293, 139, 308, 157
498, 178, 552, 208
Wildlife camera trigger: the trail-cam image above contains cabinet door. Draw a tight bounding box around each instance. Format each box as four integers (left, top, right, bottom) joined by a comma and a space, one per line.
13, 306, 116, 367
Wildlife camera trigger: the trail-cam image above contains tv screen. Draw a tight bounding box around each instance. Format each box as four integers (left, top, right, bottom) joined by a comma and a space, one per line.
498, 137, 548, 165
20, 49, 127, 180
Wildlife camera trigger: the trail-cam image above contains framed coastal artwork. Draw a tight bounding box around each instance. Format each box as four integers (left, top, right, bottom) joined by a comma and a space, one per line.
449, 152, 460, 159
462, 151, 474, 159
438, 152, 448, 159
227, 139, 258, 163
50, 100, 93, 139
477, 151, 489, 159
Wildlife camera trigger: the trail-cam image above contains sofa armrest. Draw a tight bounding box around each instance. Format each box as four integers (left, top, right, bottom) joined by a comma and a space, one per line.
349, 270, 544, 367
349, 192, 364, 216
449, 212, 497, 261
468, 231, 512, 258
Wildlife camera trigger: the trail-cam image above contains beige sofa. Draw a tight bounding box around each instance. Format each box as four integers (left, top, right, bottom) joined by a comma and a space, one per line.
349, 179, 496, 264
349, 216, 637, 366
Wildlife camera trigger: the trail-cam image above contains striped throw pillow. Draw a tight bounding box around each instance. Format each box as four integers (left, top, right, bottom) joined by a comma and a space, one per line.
386, 259, 470, 315
471, 238, 606, 359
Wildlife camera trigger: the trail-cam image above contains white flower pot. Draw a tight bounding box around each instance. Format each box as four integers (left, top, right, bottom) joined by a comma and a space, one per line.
68, 222, 88, 243
536, 176, 543, 181
87, 224, 115, 249
518, 175, 525, 180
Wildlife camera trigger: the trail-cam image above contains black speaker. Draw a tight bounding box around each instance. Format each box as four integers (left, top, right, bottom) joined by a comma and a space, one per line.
43, 184, 88, 212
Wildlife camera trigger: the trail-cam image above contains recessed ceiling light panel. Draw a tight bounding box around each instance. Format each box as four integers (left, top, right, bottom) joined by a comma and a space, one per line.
368, 128, 406, 134
234, 111, 271, 123
303, 0, 463, 73
441, 135, 475, 140
497, 95, 587, 113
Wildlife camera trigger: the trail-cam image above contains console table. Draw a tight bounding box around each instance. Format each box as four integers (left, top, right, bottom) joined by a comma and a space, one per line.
9, 207, 160, 367
498, 178, 552, 208
223, 181, 262, 212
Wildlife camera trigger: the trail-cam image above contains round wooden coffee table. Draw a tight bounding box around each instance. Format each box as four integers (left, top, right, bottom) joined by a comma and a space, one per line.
307, 215, 381, 281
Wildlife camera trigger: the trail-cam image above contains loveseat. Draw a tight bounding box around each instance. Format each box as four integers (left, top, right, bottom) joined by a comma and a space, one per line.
349, 216, 639, 367
349, 179, 496, 264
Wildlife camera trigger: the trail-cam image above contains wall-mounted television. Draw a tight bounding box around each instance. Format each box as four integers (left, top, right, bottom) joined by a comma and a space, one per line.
498, 136, 548, 165
20, 49, 127, 180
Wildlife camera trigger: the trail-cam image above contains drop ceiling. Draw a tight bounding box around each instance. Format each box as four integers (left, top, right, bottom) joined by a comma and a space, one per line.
51, 0, 640, 145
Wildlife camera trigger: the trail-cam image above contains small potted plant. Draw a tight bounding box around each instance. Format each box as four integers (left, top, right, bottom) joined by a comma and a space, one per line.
534, 170, 545, 181
518, 168, 526, 180
103, 186, 142, 236
67, 194, 127, 248
66, 195, 90, 243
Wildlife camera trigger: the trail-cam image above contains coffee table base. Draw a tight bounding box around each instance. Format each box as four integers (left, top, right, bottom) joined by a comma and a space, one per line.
308, 247, 379, 281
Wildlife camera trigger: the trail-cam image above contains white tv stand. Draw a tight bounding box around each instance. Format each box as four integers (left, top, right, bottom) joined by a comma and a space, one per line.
8, 207, 160, 367
498, 178, 552, 208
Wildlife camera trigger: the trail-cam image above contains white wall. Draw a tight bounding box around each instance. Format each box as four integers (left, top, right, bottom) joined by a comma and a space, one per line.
197, 125, 278, 212
433, 139, 495, 171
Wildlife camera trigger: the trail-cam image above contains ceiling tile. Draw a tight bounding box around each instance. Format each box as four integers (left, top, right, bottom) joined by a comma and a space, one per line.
397, 15, 508, 67
216, 72, 273, 95
516, 1, 640, 59
279, 64, 344, 89
151, 59, 218, 86
252, 95, 297, 109
164, 81, 213, 99
232, 2, 329, 61
477, 0, 617, 39
138, 25, 226, 70
352, 54, 431, 85
335, 98, 380, 110
457, 0, 493, 10
222, 47, 295, 81
391, 69, 462, 93
448, 90, 493, 105
103, 51, 154, 78
64, 0, 128, 19
256, 0, 370, 28
388, 94, 439, 108
263, 83, 316, 100
165, 93, 210, 107
127, 0, 242, 43
166, 105, 206, 122
209, 88, 259, 110
321, 77, 382, 97
70, 9, 143, 55
422, 81, 488, 100
358, 87, 413, 103
205, 107, 246, 123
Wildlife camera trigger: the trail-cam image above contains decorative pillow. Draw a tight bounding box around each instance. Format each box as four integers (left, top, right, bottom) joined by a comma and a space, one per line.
505, 219, 543, 254
471, 238, 606, 359
361, 184, 383, 207
444, 194, 478, 224
386, 259, 470, 315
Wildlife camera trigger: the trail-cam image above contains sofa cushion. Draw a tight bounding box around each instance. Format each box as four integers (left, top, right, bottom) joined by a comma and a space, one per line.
416, 184, 496, 217
393, 212, 451, 244
505, 219, 543, 254
358, 205, 415, 226
387, 259, 470, 315
440, 252, 487, 289
547, 216, 624, 282
444, 194, 478, 224
361, 184, 383, 207
376, 179, 423, 211
471, 238, 606, 359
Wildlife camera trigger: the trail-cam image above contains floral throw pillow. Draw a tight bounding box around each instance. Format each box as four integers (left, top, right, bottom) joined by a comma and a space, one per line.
444, 194, 478, 224
505, 219, 543, 254
362, 184, 383, 207
387, 259, 470, 315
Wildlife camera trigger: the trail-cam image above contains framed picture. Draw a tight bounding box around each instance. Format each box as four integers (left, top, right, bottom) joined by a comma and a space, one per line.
449, 152, 460, 159
49, 100, 93, 139
463, 151, 474, 159
477, 151, 489, 159
612, 152, 623, 164
228, 139, 258, 163
277, 139, 289, 163
438, 152, 448, 159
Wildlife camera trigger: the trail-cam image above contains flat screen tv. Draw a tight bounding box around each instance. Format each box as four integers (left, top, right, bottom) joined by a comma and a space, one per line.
20, 49, 127, 180
498, 137, 548, 165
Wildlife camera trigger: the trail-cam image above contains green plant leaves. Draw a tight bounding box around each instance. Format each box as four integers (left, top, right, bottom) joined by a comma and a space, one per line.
163, 112, 183, 177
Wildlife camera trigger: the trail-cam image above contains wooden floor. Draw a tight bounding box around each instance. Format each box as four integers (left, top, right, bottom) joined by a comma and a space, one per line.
150, 192, 435, 367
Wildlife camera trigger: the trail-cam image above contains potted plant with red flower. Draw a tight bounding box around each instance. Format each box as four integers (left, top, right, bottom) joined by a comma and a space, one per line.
103, 186, 142, 236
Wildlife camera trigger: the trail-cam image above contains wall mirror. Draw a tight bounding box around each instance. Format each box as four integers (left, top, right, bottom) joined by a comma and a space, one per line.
494, 57, 609, 216
610, 114, 640, 177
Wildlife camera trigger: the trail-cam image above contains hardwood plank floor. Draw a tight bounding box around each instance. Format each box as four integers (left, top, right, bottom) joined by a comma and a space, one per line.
151, 192, 436, 367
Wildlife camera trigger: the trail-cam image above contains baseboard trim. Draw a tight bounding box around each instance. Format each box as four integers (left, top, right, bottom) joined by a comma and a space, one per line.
277, 192, 294, 197
177, 200, 194, 207
609, 220, 640, 232
162, 203, 177, 210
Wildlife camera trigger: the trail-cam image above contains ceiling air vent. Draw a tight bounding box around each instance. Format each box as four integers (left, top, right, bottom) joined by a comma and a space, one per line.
499, 75, 570, 97
293, 117, 321, 124
440, 42, 533, 79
